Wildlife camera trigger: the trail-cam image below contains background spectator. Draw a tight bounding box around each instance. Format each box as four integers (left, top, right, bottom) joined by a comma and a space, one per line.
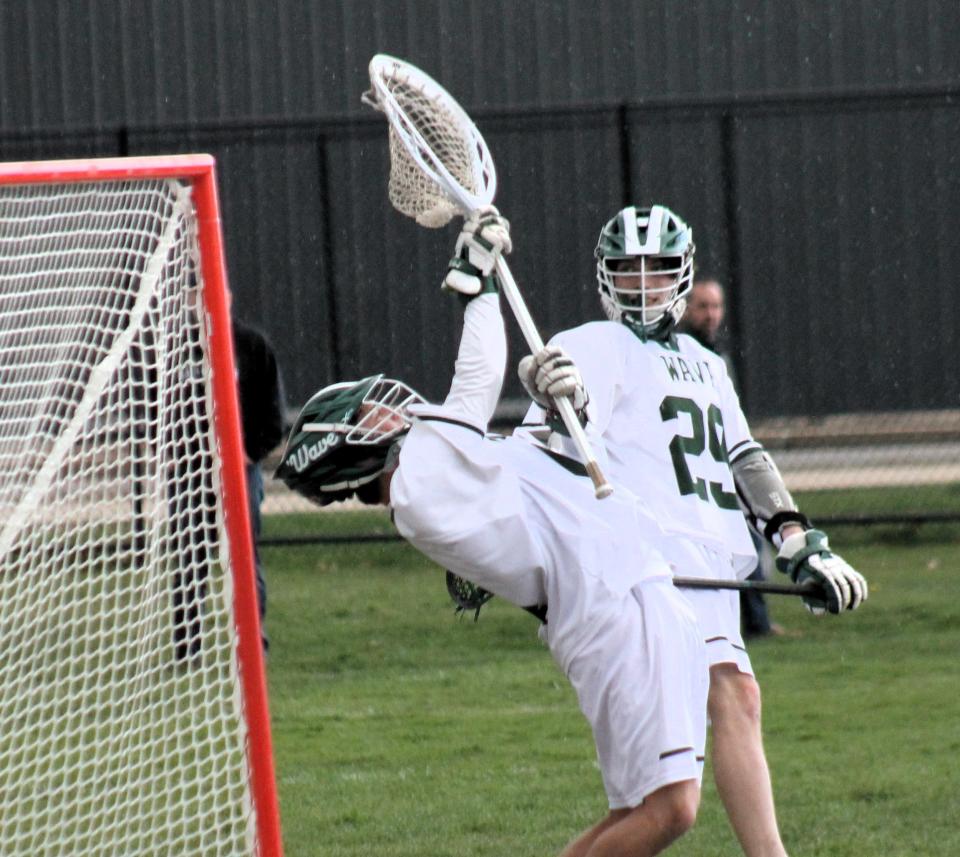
232, 315, 288, 653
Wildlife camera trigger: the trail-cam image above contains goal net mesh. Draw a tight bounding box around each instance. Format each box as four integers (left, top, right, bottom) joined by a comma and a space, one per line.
0, 177, 258, 855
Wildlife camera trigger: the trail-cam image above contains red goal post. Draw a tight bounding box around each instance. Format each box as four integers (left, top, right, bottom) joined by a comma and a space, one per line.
0, 155, 282, 856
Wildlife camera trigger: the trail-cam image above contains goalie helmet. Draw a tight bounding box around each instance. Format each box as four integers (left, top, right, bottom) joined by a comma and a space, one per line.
274, 374, 425, 507
595, 204, 695, 340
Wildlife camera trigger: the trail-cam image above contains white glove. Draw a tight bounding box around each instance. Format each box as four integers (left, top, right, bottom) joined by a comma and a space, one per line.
775, 529, 869, 615
518, 345, 589, 414
442, 205, 512, 296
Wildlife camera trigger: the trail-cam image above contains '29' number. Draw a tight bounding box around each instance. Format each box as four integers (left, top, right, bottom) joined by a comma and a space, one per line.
659, 395, 739, 510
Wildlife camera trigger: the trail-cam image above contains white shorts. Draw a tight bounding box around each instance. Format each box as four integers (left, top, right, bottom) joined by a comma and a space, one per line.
561, 578, 708, 809
660, 538, 754, 676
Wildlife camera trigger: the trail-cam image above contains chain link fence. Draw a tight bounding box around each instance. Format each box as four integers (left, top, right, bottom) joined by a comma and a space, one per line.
260, 405, 960, 544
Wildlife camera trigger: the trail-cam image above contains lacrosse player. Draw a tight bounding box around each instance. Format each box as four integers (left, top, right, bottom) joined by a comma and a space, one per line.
520, 204, 868, 857
277, 208, 711, 856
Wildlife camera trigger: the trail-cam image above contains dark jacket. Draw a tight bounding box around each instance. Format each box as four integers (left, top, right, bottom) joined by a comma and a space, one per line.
232, 318, 287, 463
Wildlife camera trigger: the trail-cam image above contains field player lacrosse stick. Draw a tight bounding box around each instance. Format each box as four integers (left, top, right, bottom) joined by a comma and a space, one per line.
673, 576, 822, 597
362, 53, 613, 499
445, 569, 818, 621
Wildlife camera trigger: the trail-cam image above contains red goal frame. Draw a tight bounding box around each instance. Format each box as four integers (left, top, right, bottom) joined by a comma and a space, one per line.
0, 154, 283, 856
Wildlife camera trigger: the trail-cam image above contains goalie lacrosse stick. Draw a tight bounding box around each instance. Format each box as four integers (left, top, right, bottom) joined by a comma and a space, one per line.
362, 53, 613, 500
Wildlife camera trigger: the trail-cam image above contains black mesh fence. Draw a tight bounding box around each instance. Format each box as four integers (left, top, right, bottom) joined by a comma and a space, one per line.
259, 404, 960, 545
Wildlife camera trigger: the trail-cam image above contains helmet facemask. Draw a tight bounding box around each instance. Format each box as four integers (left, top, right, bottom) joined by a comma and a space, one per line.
275, 375, 425, 506
301, 377, 424, 446
595, 205, 695, 340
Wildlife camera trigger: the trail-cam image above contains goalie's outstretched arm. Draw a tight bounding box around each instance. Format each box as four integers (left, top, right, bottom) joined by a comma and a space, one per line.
364, 54, 611, 498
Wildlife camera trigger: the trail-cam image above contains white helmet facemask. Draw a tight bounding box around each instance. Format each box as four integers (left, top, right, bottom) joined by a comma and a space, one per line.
595, 205, 695, 339
597, 253, 694, 329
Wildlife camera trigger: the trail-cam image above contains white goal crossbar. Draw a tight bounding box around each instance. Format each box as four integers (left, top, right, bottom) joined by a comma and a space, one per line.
0, 155, 282, 856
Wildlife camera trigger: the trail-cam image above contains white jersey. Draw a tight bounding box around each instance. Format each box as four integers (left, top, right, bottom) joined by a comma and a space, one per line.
525, 320, 759, 578
390, 296, 673, 668
393, 418, 675, 667
389, 295, 709, 805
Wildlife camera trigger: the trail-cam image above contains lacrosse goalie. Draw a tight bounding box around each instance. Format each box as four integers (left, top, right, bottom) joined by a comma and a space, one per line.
521, 203, 869, 857
277, 208, 710, 856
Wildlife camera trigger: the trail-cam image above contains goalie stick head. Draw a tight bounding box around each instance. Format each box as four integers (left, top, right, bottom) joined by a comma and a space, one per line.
595, 204, 695, 341
362, 54, 497, 227
275, 374, 425, 507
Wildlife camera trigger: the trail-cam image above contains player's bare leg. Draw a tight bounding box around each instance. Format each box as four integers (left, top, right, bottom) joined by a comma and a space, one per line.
708, 663, 789, 857
558, 780, 699, 857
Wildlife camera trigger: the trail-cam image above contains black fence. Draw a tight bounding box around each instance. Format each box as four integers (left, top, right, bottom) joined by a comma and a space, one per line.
2, 83, 959, 531
3, 80, 958, 415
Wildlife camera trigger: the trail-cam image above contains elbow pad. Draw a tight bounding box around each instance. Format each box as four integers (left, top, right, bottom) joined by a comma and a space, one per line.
730, 447, 809, 546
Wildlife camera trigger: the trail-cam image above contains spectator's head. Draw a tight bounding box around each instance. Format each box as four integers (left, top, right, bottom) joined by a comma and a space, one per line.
683, 277, 726, 348
595, 204, 695, 341
275, 374, 424, 507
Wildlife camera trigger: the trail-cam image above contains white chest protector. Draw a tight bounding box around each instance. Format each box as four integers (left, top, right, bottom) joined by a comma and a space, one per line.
525, 321, 758, 577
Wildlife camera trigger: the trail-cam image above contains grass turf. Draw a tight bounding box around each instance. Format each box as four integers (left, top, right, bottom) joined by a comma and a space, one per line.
261, 511, 960, 856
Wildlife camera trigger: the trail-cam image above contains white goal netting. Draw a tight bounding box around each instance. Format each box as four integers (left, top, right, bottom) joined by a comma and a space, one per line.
0, 176, 261, 855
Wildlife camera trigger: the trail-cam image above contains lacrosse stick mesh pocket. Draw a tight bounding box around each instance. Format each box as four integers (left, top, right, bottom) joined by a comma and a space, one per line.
383, 76, 478, 228
445, 570, 494, 620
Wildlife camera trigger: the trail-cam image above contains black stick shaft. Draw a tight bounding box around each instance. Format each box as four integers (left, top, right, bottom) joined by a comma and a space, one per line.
673, 576, 819, 597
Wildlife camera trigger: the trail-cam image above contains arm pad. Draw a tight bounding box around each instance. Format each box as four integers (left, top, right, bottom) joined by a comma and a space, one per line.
730, 447, 809, 546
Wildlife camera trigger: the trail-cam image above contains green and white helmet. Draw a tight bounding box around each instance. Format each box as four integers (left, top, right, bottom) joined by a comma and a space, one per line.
595, 204, 695, 340
275, 374, 425, 506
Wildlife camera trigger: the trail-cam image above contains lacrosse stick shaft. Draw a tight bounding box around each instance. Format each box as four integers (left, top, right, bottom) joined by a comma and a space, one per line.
673, 576, 820, 597
495, 256, 613, 499
364, 56, 610, 498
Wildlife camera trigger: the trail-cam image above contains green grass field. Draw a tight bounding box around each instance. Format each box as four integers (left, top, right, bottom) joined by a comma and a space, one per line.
260, 510, 960, 857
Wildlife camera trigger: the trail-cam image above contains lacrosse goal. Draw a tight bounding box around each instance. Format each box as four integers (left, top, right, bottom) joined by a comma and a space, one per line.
0, 155, 282, 856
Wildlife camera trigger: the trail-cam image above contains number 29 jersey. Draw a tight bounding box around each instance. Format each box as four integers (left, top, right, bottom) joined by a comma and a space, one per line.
524, 320, 759, 578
